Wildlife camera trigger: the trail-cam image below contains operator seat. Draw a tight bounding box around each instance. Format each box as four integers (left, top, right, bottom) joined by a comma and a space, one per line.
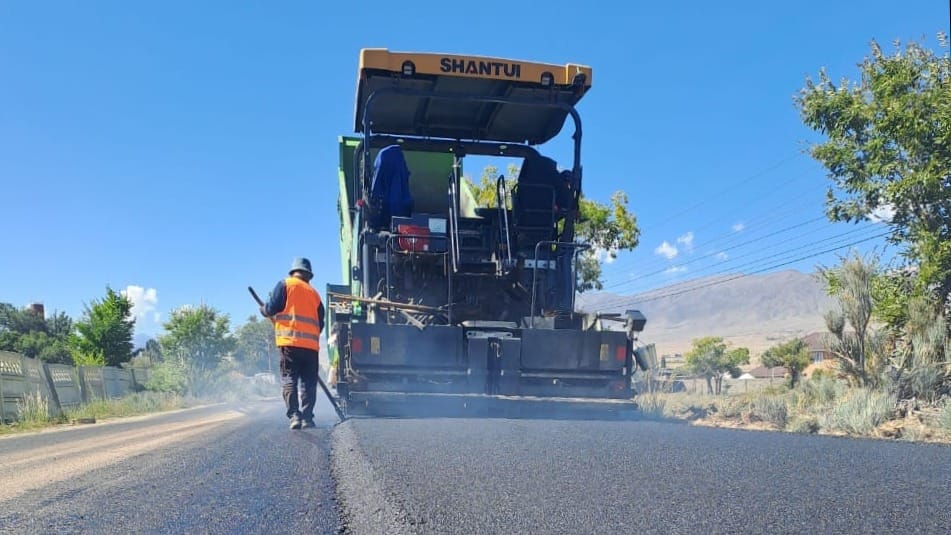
513, 154, 560, 229
368, 144, 414, 230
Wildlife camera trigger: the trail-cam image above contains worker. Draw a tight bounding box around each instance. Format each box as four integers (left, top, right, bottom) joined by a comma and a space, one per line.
260, 257, 325, 430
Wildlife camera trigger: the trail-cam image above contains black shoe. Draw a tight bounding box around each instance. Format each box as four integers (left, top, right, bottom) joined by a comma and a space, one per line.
289, 416, 302, 430
301, 418, 316, 429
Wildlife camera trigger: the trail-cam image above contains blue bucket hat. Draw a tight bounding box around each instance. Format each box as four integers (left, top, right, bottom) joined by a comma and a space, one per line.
289, 257, 313, 276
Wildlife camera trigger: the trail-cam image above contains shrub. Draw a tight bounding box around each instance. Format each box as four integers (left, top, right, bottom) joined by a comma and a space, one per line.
636, 392, 668, 419
146, 361, 188, 394
749, 394, 789, 427
818, 388, 895, 435
810, 368, 829, 380
788, 415, 820, 434
797, 376, 845, 409
938, 400, 951, 431
904, 364, 945, 404
900, 424, 930, 442
717, 396, 747, 419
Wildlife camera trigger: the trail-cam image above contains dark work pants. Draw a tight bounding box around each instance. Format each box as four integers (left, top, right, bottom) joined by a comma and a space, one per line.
279, 346, 319, 420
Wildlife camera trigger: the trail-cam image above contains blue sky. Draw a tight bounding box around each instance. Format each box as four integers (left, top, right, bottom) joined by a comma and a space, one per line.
1, 1, 947, 341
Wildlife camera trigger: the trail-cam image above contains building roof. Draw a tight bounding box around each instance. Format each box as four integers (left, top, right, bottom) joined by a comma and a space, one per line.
801, 332, 832, 352
747, 365, 789, 379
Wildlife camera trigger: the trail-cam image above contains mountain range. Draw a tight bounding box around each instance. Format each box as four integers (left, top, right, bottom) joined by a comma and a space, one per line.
577, 270, 836, 358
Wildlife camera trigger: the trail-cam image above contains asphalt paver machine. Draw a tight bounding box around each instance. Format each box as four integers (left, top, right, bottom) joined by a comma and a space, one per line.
328, 49, 651, 418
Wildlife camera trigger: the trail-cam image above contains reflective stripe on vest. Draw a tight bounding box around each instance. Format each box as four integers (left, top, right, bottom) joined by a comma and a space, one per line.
274, 277, 322, 351
274, 329, 321, 342
273, 313, 321, 328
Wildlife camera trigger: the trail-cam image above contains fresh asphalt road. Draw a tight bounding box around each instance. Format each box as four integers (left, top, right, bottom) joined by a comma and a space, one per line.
334, 417, 951, 534
2, 400, 950, 534
0, 400, 339, 534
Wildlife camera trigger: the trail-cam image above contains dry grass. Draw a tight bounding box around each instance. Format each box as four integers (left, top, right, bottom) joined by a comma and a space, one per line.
643, 378, 949, 443
0, 391, 56, 434
0, 392, 191, 436
64, 392, 190, 422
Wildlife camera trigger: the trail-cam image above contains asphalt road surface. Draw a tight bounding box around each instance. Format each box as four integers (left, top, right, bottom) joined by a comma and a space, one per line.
0, 400, 339, 534
2, 400, 950, 534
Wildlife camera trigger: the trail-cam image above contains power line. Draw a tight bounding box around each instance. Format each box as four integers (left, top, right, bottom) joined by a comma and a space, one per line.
592, 231, 890, 311
596, 225, 886, 309
604, 222, 882, 294
602, 215, 829, 290
638, 152, 803, 233
609, 174, 826, 276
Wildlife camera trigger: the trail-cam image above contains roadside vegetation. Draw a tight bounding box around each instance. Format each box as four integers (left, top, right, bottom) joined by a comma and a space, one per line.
0, 391, 191, 436
1, 291, 281, 435
638, 35, 951, 444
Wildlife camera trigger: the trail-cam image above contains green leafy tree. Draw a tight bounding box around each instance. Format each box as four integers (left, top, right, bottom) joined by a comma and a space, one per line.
15, 331, 73, 364
233, 316, 276, 374
0, 303, 74, 363
761, 338, 811, 388
468, 164, 521, 208
0, 303, 46, 335
796, 34, 951, 308
70, 287, 135, 367
465, 164, 640, 291
684, 336, 750, 394
575, 192, 640, 291
159, 304, 234, 395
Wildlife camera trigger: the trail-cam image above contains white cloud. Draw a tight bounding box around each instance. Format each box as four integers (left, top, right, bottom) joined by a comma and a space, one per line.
676, 231, 694, 252
122, 285, 160, 324
716, 251, 729, 260
868, 204, 895, 223
664, 266, 687, 275
654, 241, 678, 260
732, 222, 745, 232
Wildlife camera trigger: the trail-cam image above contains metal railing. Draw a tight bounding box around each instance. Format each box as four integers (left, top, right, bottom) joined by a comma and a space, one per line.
496, 175, 513, 271
529, 241, 590, 327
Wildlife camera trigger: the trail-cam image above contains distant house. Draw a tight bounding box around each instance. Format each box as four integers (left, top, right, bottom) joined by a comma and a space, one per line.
801, 332, 834, 364
747, 366, 789, 379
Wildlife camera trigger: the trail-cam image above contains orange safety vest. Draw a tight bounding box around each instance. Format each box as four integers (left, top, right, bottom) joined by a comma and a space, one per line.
273, 277, 322, 351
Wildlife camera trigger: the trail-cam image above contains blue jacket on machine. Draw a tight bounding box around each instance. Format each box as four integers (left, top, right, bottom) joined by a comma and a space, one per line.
368, 145, 414, 229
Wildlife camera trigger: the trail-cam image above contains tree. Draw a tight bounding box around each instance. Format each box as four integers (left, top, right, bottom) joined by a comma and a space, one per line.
761, 338, 810, 388
465, 164, 640, 291
159, 304, 234, 395
818, 251, 889, 386
684, 336, 750, 394
575, 192, 640, 291
14, 331, 73, 364
796, 34, 951, 308
233, 316, 276, 374
71, 287, 135, 367
0, 303, 74, 364
468, 164, 520, 208
894, 294, 950, 403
